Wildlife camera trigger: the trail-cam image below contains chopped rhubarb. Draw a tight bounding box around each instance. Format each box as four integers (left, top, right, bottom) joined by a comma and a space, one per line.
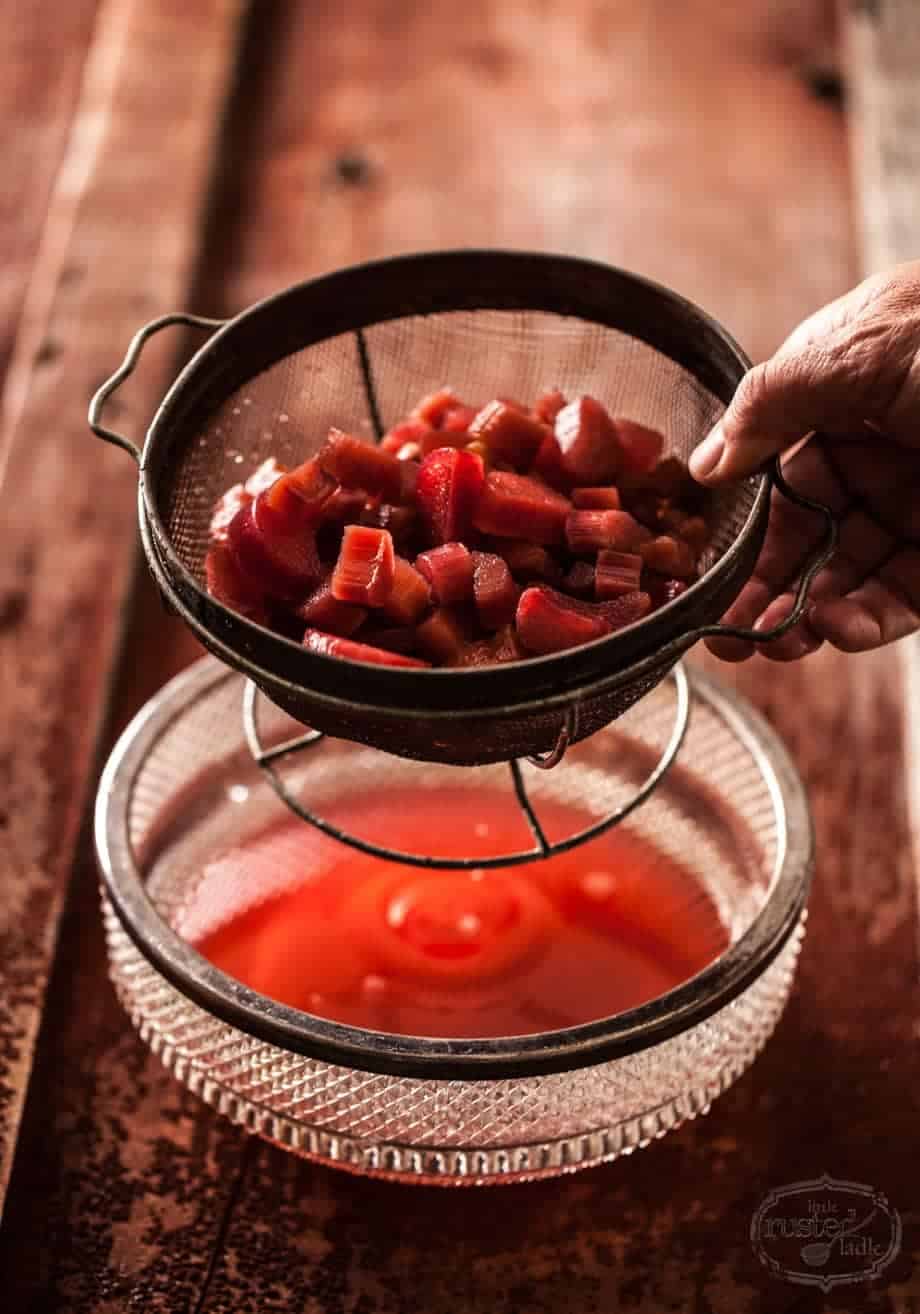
320, 430, 405, 502
647, 575, 689, 607
566, 510, 647, 555
361, 501, 417, 544
210, 483, 250, 543
359, 625, 418, 655
473, 470, 571, 545
322, 486, 366, 526
516, 587, 611, 655
553, 396, 622, 484
416, 542, 474, 605
471, 551, 519, 630
595, 550, 643, 600
260, 457, 336, 531
639, 535, 697, 579
415, 608, 469, 664
595, 590, 652, 630
468, 401, 549, 469
331, 525, 396, 606
614, 420, 665, 476
441, 403, 477, 433
381, 420, 433, 454
244, 457, 287, 497
677, 515, 710, 552
227, 499, 322, 601
205, 542, 269, 624
646, 456, 696, 499
411, 389, 466, 428
499, 540, 563, 584
532, 388, 567, 426
297, 580, 367, 637
532, 432, 576, 492
416, 447, 486, 545
572, 486, 621, 510
303, 628, 429, 668
457, 624, 524, 666
563, 560, 595, 597
383, 556, 431, 625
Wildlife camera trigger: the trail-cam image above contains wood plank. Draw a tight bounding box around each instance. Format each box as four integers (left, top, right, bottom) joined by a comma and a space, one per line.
0, 0, 244, 1222
8, 2, 919, 1310
0, 0, 100, 394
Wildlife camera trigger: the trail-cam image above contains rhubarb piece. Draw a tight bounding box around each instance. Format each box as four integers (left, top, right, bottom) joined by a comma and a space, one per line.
532, 432, 576, 492
614, 419, 665, 476
415, 608, 469, 663
676, 515, 710, 552
260, 456, 336, 531
566, 509, 647, 555
595, 590, 652, 630
303, 628, 429, 668
646, 575, 689, 608
646, 456, 696, 499
516, 587, 611, 655
553, 396, 622, 484
563, 560, 595, 597
359, 625, 418, 655
473, 470, 571, 545
639, 534, 697, 579
227, 499, 322, 601
532, 388, 567, 426
416, 542, 474, 605
456, 624, 524, 667
595, 550, 643, 600
396, 440, 422, 462
411, 388, 466, 428
468, 401, 549, 469
441, 403, 477, 433
320, 429, 405, 501
381, 420, 433, 454
361, 500, 418, 545
210, 483, 250, 543
471, 551, 519, 629
331, 525, 396, 606
572, 486, 621, 510
499, 540, 563, 584
296, 580, 367, 636
383, 556, 431, 625
322, 486, 366, 526
416, 447, 486, 545
205, 542, 269, 624
398, 458, 419, 503
244, 457, 287, 498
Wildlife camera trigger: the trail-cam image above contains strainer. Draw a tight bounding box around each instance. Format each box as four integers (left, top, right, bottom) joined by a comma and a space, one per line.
89, 251, 837, 766
96, 657, 812, 1186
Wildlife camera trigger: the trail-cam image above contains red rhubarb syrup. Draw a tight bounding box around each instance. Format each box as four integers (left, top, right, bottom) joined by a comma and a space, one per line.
196, 787, 728, 1038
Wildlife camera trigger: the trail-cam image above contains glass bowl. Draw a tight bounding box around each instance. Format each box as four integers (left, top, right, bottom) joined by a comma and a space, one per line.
95, 657, 812, 1185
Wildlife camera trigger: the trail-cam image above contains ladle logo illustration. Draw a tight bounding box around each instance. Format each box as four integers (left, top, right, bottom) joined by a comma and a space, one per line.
751, 1174, 901, 1292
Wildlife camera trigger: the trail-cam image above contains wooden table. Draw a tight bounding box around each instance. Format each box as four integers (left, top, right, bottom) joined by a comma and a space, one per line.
1, 2, 918, 1309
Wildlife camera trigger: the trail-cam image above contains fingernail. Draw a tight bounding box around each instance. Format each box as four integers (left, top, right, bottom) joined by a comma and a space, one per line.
690, 425, 725, 482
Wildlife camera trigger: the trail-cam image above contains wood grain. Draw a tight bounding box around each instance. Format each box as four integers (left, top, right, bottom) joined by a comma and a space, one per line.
4, 1, 919, 1311
0, 0, 244, 1221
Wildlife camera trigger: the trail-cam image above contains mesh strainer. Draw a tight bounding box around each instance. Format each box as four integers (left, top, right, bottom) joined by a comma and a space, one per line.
89, 251, 837, 766
96, 657, 812, 1185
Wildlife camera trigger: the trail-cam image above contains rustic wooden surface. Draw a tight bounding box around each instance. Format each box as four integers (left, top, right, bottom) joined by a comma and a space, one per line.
1, 1, 919, 1311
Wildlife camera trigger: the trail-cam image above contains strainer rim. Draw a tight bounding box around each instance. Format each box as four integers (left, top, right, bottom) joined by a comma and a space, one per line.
95, 657, 813, 1080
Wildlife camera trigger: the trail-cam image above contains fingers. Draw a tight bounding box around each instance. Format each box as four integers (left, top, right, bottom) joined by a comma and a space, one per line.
809, 547, 920, 651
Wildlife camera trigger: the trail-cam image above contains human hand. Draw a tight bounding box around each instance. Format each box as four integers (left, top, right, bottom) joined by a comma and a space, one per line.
690, 261, 920, 661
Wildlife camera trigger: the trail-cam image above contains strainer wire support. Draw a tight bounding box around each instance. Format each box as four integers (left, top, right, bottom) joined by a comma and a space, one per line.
240, 664, 691, 870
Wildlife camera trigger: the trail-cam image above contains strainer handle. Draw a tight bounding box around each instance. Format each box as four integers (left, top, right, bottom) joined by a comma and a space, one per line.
682, 455, 839, 650
88, 312, 224, 463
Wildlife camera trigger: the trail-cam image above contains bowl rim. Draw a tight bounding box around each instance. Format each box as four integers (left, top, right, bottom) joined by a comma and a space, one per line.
139, 248, 769, 713
95, 657, 813, 1080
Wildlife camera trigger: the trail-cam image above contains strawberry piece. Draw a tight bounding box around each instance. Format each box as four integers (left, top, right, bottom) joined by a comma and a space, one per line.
646, 575, 689, 608
472, 470, 570, 545
228, 499, 322, 602
416, 447, 486, 546
205, 542, 269, 624
320, 429, 404, 501
296, 580, 367, 636
411, 388, 466, 428
415, 542, 474, 604
572, 486, 621, 510
260, 457, 336, 532
361, 501, 417, 545
532, 432, 576, 492
516, 587, 611, 655
639, 534, 697, 579
563, 560, 595, 597
303, 628, 429, 668
210, 483, 250, 544
471, 551, 519, 629
441, 403, 477, 433
613, 419, 665, 476
553, 396, 622, 484
244, 457, 287, 498
468, 401, 549, 469
532, 388, 567, 426
331, 525, 396, 606
383, 556, 431, 624
595, 590, 652, 630
499, 540, 562, 584
415, 608, 469, 664
566, 509, 646, 555
380, 420, 432, 454
595, 549, 643, 599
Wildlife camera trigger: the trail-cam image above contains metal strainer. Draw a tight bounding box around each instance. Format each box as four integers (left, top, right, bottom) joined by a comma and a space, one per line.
89, 251, 836, 766
96, 657, 812, 1185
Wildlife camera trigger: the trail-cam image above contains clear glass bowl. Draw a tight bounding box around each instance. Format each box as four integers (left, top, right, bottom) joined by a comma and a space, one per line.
95, 657, 812, 1185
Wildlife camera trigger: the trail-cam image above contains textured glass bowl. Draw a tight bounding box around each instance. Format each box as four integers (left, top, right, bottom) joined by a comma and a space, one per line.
95, 657, 812, 1185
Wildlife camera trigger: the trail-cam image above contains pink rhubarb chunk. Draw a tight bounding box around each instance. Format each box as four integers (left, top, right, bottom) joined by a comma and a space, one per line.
331, 525, 396, 606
